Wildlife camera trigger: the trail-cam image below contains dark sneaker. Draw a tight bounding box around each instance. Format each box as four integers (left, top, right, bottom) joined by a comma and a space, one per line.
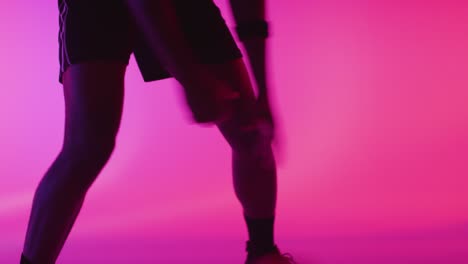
245, 241, 297, 264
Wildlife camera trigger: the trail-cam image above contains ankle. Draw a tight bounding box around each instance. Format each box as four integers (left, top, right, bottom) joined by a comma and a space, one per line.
244, 215, 275, 249
246, 241, 280, 260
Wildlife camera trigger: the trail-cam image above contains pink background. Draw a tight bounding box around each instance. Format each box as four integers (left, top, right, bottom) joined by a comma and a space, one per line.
1, 0, 467, 263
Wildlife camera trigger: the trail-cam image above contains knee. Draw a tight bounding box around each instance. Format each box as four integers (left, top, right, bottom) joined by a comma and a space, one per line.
61, 136, 116, 169
228, 124, 276, 173
54, 137, 116, 191
224, 121, 273, 156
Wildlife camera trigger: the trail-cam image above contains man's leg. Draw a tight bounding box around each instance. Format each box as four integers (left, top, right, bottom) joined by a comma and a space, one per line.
211, 59, 278, 253
22, 62, 126, 263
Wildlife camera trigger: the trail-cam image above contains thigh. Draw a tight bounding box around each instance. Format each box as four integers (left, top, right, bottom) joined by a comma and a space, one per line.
212, 59, 269, 149
62, 62, 126, 149
206, 58, 256, 102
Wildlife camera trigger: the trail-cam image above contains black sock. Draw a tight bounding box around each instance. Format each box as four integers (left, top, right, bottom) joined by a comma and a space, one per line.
244, 215, 275, 254
20, 254, 32, 264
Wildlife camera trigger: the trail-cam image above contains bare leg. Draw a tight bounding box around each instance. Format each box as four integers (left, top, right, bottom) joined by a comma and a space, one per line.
125, 0, 276, 215
212, 59, 277, 219
211, 59, 281, 264
22, 62, 126, 263
125, 1, 276, 214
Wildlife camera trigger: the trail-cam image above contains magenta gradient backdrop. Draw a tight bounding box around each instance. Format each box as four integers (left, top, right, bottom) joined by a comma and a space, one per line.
1, 0, 467, 263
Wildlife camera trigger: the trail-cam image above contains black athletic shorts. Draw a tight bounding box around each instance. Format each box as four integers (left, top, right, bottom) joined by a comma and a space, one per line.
58, 0, 242, 83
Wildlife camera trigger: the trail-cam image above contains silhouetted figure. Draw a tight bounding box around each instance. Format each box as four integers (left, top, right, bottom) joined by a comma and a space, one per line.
21, 0, 295, 263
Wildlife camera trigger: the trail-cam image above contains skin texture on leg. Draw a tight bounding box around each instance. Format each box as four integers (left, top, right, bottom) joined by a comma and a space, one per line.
22, 62, 126, 263
212, 59, 277, 219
